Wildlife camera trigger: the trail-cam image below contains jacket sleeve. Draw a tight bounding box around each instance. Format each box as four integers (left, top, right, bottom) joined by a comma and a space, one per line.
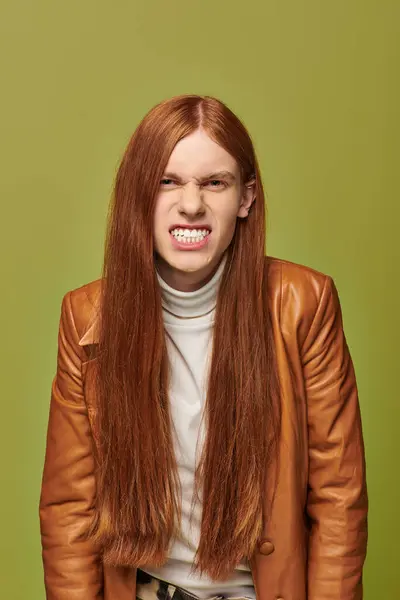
39, 290, 103, 599
302, 275, 368, 600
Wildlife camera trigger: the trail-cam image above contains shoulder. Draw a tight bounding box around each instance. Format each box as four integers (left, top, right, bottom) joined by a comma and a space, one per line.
265, 255, 336, 341
62, 278, 102, 346
266, 254, 331, 298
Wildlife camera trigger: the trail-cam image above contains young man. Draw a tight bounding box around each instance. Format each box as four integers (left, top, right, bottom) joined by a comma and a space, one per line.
40, 94, 368, 600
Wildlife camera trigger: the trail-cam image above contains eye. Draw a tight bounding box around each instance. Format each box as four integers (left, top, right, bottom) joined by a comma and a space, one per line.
160, 178, 174, 186
205, 180, 226, 188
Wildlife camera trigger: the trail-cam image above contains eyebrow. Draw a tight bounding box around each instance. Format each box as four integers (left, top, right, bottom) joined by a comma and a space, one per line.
162, 170, 237, 183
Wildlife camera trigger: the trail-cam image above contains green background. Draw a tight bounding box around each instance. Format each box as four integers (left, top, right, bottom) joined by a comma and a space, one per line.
0, 1, 398, 598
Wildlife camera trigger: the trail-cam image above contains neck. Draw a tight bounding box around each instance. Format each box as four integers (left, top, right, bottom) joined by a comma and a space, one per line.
155, 253, 228, 319
154, 253, 227, 292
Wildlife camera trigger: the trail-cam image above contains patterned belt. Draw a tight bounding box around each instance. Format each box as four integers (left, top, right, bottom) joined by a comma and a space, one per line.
136, 568, 254, 600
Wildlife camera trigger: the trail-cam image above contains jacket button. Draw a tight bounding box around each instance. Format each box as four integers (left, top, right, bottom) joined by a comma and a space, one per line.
258, 539, 275, 555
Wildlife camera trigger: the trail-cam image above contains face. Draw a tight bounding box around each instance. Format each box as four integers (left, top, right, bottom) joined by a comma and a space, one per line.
153, 128, 255, 292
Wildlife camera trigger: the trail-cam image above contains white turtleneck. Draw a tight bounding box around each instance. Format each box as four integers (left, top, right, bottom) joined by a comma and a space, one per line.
141, 252, 255, 599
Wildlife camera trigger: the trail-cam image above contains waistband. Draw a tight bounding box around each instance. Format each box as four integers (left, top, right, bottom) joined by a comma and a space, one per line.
136, 568, 253, 600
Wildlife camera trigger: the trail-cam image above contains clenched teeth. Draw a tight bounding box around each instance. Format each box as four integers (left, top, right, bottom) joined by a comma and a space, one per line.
170, 228, 211, 242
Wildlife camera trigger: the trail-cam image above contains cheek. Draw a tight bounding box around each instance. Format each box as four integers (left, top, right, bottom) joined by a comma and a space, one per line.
215, 199, 241, 233
153, 196, 168, 233
221, 219, 239, 243
152, 207, 165, 253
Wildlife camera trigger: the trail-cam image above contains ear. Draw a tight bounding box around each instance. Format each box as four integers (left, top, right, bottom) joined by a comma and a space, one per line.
237, 177, 256, 219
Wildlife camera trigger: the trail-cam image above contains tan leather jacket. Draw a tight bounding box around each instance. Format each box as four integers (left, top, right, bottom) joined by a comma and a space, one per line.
39, 256, 368, 600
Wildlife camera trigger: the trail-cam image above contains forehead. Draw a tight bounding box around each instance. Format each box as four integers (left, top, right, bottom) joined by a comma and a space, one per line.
164, 129, 238, 176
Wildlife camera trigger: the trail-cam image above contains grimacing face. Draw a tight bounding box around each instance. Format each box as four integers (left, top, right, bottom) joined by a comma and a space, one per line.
153, 128, 255, 292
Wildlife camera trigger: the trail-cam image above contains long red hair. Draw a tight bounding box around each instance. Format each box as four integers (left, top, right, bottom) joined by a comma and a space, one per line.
86, 94, 282, 580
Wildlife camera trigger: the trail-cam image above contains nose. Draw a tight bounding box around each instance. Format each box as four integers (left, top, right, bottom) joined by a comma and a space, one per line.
178, 182, 205, 216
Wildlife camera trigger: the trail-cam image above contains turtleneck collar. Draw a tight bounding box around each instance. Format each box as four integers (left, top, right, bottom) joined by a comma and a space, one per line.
155, 253, 228, 320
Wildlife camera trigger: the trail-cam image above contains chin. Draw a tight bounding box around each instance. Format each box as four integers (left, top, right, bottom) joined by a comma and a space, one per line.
173, 259, 206, 271
179, 265, 203, 273
155, 245, 216, 269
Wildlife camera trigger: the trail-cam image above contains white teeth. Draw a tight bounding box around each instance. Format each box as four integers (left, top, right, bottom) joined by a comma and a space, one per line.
171, 228, 210, 236
170, 227, 210, 243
